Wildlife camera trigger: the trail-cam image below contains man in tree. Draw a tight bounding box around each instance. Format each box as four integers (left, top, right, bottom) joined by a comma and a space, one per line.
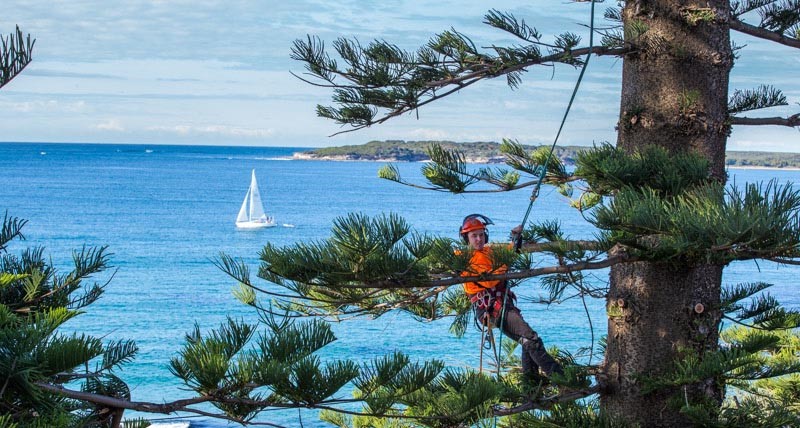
460, 214, 563, 378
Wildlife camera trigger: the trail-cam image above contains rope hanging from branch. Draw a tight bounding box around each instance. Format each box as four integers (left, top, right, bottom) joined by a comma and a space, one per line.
514, 0, 597, 251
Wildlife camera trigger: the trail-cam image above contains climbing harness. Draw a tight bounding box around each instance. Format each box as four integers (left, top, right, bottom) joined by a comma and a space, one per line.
470, 287, 516, 319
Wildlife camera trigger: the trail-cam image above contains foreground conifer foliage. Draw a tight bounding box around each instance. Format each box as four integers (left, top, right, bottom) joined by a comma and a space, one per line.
0, 213, 144, 427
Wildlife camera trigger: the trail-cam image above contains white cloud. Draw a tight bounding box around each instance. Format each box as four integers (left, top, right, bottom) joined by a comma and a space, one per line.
95, 119, 125, 131
146, 124, 275, 139
502, 101, 529, 110
407, 128, 451, 141
10, 99, 87, 113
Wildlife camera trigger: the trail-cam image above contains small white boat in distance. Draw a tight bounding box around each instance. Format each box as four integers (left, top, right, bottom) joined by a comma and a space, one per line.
235, 169, 276, 229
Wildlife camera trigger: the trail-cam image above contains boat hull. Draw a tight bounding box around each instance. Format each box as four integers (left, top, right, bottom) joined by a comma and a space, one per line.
235, 220, 277, 229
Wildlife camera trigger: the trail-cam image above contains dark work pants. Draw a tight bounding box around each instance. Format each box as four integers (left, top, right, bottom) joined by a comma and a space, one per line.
476, 304, 563, 377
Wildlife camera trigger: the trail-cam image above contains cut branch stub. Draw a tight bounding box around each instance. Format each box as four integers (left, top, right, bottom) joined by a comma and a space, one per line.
694, 302, 705, 314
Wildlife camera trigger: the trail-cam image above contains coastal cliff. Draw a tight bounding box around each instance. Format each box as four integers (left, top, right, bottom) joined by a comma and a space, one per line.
294, 140, 800, 168
293, 140, 572, 164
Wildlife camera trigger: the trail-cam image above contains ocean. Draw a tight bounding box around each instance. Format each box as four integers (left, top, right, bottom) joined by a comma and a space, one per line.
1, 142, 798, 427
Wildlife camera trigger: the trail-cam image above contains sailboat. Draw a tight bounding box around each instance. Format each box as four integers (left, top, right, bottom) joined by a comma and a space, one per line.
235, 169, 276, 229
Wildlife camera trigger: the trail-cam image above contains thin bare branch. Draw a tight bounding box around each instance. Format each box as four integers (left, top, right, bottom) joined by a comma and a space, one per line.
729, 17, 800, 49
730, 113, 800, 127
519, 240, 604, 253
767, 257, 800, 265
493, 385, 601, 415
36, 382, 213, 414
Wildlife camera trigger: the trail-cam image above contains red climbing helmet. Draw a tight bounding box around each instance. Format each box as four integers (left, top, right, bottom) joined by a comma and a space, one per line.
459, 214, 494, 243
461, 217, 487, 234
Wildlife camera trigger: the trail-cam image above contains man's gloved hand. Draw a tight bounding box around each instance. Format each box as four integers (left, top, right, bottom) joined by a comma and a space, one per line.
510, 224, 524, 251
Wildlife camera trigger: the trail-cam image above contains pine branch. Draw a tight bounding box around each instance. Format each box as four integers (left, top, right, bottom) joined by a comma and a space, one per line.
16, 246, 112, 312
768, 256, 800, 265
0, 212, 27, 251
0, 26, 35, 90
519, 240, 603, 253
728, 84, 787, 114
493, 385, 601, 415
758, 0, 800, 34
483, 10, 544, 45
294, 32, 626, 134
730, 113, 800, 127
97, 340, 139, 373
730, 15, 800, 49
721, 282, 773, 313
39, 333, 105, 377
423, 45, 622, 91
39, 378, 461, 426
378, 142, 586, 195
731, 0, 780, 18
590, 175, 800, 263
354, 253, 632, 290
35, 383, 266, 425
384, 142, 579, 194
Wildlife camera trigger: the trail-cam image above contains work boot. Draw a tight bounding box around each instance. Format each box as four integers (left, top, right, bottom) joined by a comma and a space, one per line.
521, 349, 540, 376
522, 336, 563, 377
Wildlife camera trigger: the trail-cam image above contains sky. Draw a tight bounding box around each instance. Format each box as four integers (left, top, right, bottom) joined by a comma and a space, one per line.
0, 1, 798, 150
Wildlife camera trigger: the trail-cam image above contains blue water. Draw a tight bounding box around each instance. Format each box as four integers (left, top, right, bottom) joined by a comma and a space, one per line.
1, 142, 798, 427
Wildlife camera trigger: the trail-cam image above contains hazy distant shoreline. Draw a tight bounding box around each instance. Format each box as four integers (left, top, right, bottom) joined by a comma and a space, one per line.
294, 140, 800, 169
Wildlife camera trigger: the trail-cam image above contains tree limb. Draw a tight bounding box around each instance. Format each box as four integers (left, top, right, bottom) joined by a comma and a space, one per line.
323, 45, 628, 136
35, 382, 213, 414
38, 381, 457, 426
520, 240, 604, 253
425, 45, 627, 88
35, 382, 295, 427
272, 252, 630, 291
493, 385, 601, 415
729, 18, 800, 49
767, 257, 800, 265
427, 253, 632, 290
730, 113, 800, 128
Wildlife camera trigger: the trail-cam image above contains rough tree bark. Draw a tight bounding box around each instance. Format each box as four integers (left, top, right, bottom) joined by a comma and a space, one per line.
603, 1, 732, 426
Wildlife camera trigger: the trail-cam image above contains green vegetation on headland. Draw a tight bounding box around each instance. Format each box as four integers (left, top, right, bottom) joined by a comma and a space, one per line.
295, 140, 800, 168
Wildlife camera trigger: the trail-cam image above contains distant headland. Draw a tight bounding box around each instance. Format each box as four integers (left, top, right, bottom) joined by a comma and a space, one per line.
293, 140, 800, 169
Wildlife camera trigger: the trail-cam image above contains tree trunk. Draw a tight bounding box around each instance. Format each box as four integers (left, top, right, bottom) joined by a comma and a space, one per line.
602, 1, 732, 426
605, 263, 724, 426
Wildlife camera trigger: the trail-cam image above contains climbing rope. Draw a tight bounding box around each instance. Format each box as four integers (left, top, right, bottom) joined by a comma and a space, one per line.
479, 315, 488, 373
494, 289, 510, 377
494, 0, 597, 379
516, 0, 597, 249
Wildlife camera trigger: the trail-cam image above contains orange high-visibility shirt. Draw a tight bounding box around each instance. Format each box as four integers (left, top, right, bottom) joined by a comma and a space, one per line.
461, 247, 508, 295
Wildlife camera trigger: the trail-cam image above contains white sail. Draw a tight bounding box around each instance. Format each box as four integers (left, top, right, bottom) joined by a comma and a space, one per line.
248, 170, 266, 220
235, 169, 275, 229
236, 188, 250, 223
